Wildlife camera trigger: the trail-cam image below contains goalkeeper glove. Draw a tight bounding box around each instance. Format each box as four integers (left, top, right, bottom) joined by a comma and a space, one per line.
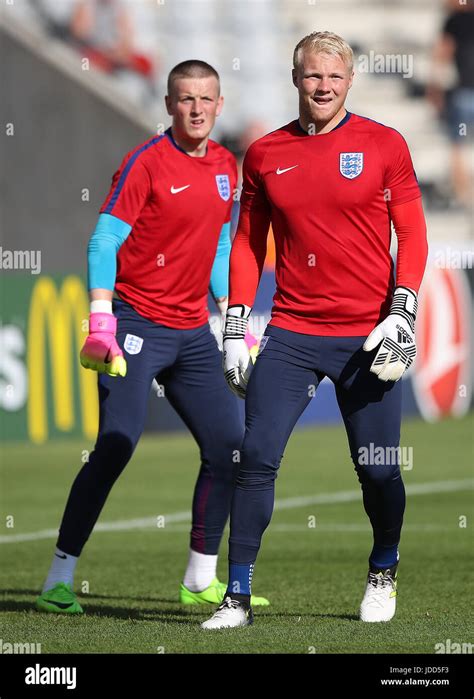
223, 304, 253, 398
363, 286, 418, 382
80, 312, 127, 377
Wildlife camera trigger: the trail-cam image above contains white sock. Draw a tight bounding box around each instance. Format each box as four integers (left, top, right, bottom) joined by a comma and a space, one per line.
42, 548, 79, 593
183, 549, 218, 592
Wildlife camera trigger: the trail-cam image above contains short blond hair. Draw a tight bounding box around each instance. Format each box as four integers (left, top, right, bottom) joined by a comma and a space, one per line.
293, 31, 353, 72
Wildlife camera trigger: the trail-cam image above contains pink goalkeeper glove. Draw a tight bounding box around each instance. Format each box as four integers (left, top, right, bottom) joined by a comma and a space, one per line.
245, 327, 259, 359
80, 313, 127, 377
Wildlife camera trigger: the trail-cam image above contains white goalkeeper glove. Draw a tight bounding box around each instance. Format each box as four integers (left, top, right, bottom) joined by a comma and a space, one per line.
363, 286, 418, 382
209, 298, 228, 352
223, 304, 253, 399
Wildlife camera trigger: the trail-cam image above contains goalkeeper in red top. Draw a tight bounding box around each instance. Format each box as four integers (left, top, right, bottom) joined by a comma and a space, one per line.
36, 60, 268, 615
203, 32, 428, 629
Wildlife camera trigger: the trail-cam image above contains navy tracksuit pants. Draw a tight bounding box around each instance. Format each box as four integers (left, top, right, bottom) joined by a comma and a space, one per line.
229, 325, 405, 567
58, 299, 244, 557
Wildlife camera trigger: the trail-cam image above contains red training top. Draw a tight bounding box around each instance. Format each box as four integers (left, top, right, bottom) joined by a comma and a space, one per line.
100, 128, 237, 328
230, 113, 428, 335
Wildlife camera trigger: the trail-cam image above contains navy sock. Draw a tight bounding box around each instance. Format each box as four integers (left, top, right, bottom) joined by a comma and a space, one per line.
369, 544, 399, 570
227, 562, 254, 596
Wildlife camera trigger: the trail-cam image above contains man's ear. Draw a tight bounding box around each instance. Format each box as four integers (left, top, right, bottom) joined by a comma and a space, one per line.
348, 70, 354, 90
215, 94, 224, 117
165, 94, 173, 116
292, 68, 298, 88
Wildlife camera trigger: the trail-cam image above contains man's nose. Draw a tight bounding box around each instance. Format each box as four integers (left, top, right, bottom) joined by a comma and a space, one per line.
316, 79, 331, 93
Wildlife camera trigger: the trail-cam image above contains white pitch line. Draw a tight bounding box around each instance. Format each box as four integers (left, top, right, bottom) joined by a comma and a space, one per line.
0, 478, 472, 544
127, 523, 458, 533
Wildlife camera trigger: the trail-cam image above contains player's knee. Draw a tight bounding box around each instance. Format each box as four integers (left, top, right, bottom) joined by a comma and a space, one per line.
354, 459, 402, 487
201, 425, 245, 473
238, 438, 280, 480
91, 431, 139, 480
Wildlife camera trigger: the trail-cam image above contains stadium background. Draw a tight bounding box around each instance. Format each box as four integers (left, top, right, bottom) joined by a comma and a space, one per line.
0, 0, 474, 660
1, 0, 473, 442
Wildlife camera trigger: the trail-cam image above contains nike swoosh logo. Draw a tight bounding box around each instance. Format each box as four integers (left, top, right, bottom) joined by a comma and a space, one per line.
44, 599, 74, 610
276, 165, 299, 175
55, 553, 67, 559
170, 185, 191, 194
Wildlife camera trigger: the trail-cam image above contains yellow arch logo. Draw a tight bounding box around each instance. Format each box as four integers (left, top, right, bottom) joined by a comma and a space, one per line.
27, 276, 98, 444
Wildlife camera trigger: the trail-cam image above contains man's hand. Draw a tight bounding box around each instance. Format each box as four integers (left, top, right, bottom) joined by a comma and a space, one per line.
223, 304, 253, 398
80, 313, 127, 377
363, 286, 418, 382
209, 313, 226, 351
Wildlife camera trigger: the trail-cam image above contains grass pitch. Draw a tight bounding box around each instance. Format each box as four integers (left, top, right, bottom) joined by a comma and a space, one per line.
0, 415, 472, 654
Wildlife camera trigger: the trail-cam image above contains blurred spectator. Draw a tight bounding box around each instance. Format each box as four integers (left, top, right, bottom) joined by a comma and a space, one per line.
29, 0, 77, 40
27, 0, 159, 107
427, 0, 474, 208
69, 0, 158, 105
71, 0, 134, 70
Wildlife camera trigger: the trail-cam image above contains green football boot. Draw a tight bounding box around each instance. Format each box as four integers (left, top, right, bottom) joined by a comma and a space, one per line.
179, 577, 269, 606
36, 582, 83, 614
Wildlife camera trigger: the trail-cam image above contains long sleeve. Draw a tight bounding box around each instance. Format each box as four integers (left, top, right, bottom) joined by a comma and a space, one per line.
389, 197, 428, 293
229, 143, 271, 307
87, 213, 132, 290
209, 221, 232, 299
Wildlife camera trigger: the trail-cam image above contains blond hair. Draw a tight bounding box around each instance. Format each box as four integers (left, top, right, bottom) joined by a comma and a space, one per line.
293, 31, 353, 72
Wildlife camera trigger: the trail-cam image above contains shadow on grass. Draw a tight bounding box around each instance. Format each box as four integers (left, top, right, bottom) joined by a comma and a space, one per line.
1, 589, 359, 622
0, 598, 204, 623
1, 588, 173, 604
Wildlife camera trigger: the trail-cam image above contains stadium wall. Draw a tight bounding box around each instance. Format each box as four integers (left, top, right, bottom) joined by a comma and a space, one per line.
0, 22, 151, 273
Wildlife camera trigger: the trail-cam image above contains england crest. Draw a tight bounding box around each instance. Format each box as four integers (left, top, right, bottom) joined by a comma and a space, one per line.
216, 174, 231, 201
339, 152, 364, 179
124, 334, 143, 355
